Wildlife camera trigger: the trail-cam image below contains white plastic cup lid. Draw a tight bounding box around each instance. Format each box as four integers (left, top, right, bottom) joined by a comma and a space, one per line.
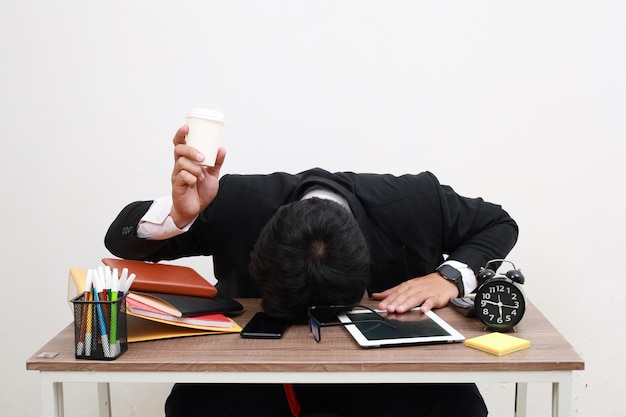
186, 108, 225, 123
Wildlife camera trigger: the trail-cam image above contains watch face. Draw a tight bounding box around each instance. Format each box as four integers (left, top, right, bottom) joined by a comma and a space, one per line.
475, 278, 526, 330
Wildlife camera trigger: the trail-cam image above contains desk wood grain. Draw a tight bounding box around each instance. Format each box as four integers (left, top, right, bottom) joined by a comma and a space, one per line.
27, 299, 584, 373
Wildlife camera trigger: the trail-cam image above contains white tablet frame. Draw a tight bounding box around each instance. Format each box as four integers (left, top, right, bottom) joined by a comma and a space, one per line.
337, 307, 465, 348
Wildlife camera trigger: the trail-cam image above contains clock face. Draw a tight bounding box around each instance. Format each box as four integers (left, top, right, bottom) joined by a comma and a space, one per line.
475, 279, 526, 330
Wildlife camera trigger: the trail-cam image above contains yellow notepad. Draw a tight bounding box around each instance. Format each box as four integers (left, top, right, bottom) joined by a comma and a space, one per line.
465, 332, 530, 356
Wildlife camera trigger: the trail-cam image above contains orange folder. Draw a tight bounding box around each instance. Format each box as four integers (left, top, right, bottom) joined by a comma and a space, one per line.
102, 258, 217, 298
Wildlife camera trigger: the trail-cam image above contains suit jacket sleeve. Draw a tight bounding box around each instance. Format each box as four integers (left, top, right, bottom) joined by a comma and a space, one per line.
340, 171, 518, 288
104, 200, 178, 261
434, 181, 519, 274
103, 173, 287, 267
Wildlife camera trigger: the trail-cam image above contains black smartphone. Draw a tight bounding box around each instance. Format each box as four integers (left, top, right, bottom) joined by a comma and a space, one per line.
240, 312, 290, 339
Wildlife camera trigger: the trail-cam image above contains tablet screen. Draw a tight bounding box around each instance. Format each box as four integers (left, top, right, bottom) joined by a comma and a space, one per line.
337, 307, 464, 348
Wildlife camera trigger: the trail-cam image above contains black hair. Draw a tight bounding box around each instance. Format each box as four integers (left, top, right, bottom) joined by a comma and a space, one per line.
249, 198, 370, 323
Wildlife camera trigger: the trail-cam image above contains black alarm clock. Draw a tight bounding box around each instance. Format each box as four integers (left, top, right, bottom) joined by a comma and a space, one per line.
474, 259, 526, 331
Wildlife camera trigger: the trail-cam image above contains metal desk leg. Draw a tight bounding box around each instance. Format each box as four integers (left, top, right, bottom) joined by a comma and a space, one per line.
552, 379, 572, 417
515, 382, 528, 417
97, 382, 112, 417
40, 378, 64, 417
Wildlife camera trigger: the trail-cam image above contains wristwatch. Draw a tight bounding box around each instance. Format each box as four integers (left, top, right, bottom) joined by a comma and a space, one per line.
436, 264, 464, 297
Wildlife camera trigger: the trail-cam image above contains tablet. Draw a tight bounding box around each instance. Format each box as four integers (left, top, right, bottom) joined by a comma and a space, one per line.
337, 307, 465, 348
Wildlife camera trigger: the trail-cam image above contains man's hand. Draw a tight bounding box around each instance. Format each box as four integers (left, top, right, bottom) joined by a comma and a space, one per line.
371, 272, 458, 313
170, 125, 226, 228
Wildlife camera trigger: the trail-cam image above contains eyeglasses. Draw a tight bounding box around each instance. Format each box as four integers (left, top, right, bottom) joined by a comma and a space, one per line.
307, 304, 397, 343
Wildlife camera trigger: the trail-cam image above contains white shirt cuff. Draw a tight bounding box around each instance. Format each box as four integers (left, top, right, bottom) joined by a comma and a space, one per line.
440, 259, 477, 296
137, 196, 195, 240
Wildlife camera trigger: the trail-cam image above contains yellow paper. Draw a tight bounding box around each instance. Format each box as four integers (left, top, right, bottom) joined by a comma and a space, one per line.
67, 267, 88, 311
127, 315, 239, 343
465, 332, 530, 356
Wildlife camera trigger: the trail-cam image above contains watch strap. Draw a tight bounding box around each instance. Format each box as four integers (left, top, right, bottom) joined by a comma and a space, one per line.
436, 264, 465, 297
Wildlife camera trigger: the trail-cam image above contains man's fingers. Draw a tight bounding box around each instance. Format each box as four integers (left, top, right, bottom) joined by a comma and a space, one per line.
375, 284, 421, 313
419, 298, 435, 313
173, 170, 200, 187
375, 274, 455, 313
371, 288, 393, 300
174, 143, 205, 165
173, 125, 189, 145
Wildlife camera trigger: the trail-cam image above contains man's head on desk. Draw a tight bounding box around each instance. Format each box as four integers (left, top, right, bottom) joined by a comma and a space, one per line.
250, 198, 369, 323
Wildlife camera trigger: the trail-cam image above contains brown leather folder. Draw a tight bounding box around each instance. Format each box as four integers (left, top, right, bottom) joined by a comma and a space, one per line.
102, 258, 218, 298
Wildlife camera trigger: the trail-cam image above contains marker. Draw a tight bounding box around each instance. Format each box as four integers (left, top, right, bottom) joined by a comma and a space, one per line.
104, 266, 112, 300
76, 270, 93, 356
85, 284, 93, 356
111, 268, 119, 289
91, 269, 113, 358
97, 267, 109, 301
109, 268, 119, 353
123, 273, 136, 294
118, 268, 128, 296
85, 269, 95, 356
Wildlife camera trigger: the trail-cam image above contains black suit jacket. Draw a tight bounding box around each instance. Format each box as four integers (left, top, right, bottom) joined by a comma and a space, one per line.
105, 168, 518, 298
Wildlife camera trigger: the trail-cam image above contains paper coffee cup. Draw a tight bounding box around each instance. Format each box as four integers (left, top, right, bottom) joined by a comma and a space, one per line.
185, 108, 225, 166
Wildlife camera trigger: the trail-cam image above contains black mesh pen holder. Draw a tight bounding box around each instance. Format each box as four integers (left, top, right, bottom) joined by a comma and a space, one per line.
71, 293, 128, 360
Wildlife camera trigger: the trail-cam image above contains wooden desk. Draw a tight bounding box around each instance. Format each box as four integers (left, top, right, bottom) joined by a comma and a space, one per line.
27, 299, 583, 417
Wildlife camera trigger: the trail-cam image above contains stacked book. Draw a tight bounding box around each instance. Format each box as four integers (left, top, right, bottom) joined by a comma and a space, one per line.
69, 259, 244, 342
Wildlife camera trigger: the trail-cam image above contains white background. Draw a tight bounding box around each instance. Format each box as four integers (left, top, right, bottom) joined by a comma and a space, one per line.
2, 1, 625, 416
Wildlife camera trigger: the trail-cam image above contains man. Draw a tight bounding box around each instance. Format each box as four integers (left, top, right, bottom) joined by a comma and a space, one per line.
105, 125, 518, 417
